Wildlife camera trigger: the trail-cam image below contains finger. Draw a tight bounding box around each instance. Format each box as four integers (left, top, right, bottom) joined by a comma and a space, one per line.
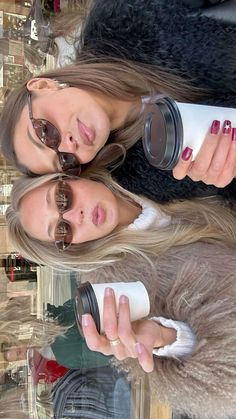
135, 342, 154, 373
187, 120, 221, 182
82, 314, 112, 356
172, 147, 193, 180
190, 120, 232, 185
118, 295, 137, 358
213, 131, 236, 187
103, 288, 126, 360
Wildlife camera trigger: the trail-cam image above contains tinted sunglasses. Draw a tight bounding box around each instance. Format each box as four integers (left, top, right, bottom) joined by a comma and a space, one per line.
27, 92, 81, 175
54, 180, 73, 251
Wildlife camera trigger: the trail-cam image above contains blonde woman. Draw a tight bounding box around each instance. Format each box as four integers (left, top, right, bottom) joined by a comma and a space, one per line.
6, 169, 236, 271
5, 170, 236, 417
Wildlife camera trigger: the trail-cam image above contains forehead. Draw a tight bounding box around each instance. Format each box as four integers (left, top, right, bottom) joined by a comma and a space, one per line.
19, 182, 53, 241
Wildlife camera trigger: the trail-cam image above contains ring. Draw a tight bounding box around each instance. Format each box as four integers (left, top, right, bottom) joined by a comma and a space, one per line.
109, 338, 121, 347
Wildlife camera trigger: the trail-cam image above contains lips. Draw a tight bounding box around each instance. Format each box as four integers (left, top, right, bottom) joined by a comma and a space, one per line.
92, 206, 106, 226
77, 119, 95, 146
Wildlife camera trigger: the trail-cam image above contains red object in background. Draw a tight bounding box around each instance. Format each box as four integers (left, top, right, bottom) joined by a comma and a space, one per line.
28, 349, 68, 384
54, 0, 61, 13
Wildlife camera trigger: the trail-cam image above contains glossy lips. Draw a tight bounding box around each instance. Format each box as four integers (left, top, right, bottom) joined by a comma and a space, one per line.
77, 120, 95, 146
92, 206, 106, 226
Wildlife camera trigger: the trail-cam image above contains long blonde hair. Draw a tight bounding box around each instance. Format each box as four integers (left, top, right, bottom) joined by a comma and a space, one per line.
6, 169, 236, 272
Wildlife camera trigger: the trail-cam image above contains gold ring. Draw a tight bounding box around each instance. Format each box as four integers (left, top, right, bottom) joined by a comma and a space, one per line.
109, 338, 121, 347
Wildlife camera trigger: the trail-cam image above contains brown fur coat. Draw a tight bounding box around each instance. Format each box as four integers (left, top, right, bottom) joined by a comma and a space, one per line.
80, 242, 236, 418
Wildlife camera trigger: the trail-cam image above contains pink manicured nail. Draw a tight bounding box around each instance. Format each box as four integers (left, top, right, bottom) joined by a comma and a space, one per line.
135, 342, 143, 355
181, 146, 193, 161
223, 120, 231, 135
105, 287, 114, 297
120, 295, 128, 304
210, 120, 220, 135
82, 314, 90, 327
232, 128, 236, 142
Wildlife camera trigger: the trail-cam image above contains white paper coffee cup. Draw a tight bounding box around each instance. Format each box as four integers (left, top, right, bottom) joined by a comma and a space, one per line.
142, 95, 236, 170
74, 281, 150, 335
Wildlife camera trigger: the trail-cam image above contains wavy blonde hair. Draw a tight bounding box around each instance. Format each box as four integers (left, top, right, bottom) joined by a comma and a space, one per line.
6, 169, 236, 272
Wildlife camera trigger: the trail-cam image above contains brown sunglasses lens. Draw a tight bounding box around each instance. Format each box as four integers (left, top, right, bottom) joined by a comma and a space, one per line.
58, 152, 81, 173
55, 219, 73, 251
33, 119, 60, 149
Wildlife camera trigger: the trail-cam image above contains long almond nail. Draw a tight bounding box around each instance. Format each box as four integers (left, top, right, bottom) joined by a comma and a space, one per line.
210, 120, 220, 135
232, 128, 236, 142
223, 120, 231, 135
181, 147, 193, 161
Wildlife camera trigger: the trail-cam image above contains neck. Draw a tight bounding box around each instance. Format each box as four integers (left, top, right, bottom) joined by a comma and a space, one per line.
117, 196, 141, 227
110, 98, 140, 130
95, 93, 140, 130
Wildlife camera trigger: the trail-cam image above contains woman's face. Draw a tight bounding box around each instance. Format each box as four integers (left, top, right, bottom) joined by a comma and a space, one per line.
4, 345, 27, 362
13, 79, 121, 175
19, 178, 120, 245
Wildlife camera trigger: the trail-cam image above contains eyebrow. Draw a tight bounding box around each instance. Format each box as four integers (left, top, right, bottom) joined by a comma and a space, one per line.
27, 127, 61, 172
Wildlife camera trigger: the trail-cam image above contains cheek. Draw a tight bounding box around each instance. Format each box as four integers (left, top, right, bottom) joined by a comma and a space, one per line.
77, 147, 98, 164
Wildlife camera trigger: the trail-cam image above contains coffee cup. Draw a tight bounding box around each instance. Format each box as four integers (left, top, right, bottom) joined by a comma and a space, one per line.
142, 95, 236, 170
74, 281, 150, 336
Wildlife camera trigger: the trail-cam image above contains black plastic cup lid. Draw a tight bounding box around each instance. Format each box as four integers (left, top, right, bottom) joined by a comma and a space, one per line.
74, 282, 100, 337
142, 96, 183, 170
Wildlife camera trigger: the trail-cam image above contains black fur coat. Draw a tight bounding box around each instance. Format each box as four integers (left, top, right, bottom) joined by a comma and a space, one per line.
81, 0, 236, 204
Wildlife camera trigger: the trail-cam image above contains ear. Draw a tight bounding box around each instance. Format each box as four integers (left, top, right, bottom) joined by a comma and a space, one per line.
27, 78, 60, 92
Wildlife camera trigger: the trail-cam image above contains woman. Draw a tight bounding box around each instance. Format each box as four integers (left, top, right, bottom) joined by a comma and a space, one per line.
1, 0, 236, 203
6, 169, 236, 270
78, 244, 236, 418
0, 296, 109, 376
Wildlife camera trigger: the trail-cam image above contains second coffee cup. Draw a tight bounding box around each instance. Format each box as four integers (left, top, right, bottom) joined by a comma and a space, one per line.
142, 95, 236, 170
74, 281, 150, 336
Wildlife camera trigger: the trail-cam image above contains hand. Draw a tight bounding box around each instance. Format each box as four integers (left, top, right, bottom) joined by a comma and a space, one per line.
173, 121, 236, 187
82, 287, 165, 373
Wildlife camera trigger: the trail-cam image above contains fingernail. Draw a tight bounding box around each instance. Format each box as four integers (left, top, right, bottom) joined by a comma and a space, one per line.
120, 295, 128, 304
223, 120, 231, 135
181, 146, 193, 161
82, 314, 90, 327
232, 128, 236, 142
210, 120, 220, 135
105, 287, 114, 297
135, 342, 143, 355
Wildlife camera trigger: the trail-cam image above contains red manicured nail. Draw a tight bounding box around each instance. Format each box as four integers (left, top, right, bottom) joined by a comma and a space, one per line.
232, 128, 236, 142
181, 146, 193, 161
210, 120, 220, 135
223, 120, 231, 135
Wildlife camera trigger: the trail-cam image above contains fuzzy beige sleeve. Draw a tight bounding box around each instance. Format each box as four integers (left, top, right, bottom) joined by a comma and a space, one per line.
79, 243, 236, 418
117, 258, 236, 419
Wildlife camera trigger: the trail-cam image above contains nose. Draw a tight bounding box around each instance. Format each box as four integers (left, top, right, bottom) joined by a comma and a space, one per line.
59, 132, 77, 154
63, 207, 84, 225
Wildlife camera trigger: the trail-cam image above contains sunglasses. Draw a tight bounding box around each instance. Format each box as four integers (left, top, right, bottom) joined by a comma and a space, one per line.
27, 92, 81, 175
54, 180, 73, 251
